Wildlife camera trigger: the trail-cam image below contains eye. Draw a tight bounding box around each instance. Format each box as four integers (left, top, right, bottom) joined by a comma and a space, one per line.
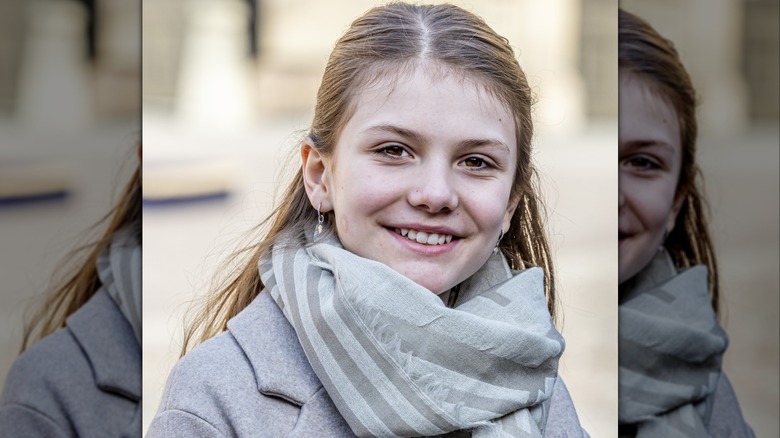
376, 144, 410, 159
624, 155, 661, 171
461, 156, 493, 170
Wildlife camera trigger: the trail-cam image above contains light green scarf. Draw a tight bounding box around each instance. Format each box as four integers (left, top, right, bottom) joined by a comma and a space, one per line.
260, 233, 564, 437
619, 249, 728, 437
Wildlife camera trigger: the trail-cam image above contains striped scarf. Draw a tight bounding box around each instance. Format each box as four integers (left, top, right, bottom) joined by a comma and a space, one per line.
619, 249, 728, 437
259, 234, 564, 437
97, 226, 142, 342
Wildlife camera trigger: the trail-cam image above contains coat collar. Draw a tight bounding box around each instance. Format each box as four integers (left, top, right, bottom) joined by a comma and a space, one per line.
227, 291, 323, 406
66, 289, 141, 401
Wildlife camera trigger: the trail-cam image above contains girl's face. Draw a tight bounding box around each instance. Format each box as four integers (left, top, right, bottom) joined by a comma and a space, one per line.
619, 72, 684, 283
303, 66, 519, 295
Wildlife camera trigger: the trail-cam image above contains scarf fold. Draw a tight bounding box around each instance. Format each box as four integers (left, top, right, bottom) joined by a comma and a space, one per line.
97, 226, 142, 342
619, 249, 728, 437
259, 233, 564, 438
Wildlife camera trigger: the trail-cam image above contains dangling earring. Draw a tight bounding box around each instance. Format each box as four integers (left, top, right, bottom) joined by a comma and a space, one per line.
494, 229, 504, 254
314, 202, 324, 239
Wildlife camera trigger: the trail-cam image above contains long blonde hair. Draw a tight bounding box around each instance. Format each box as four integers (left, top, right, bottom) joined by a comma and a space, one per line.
182, 2, 556, 354
619, 9, 720, 313
21, 155, 141, 352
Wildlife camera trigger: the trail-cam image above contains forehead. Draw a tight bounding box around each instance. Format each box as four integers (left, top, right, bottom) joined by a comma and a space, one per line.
338, 63, 517, 148
619, 72, 681, 153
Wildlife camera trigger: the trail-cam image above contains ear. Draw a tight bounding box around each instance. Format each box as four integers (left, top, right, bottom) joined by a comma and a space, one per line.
301, 139, 333, 212
502, 192, 522, 234
665, 191, 685, 234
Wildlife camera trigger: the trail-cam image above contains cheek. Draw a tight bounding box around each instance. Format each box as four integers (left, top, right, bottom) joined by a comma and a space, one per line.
626, 177, 678, 232
331, 170, 401, 231
463, 183, 513, 231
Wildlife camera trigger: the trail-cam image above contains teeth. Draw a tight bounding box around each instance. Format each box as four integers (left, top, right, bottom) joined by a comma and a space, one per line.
393, 228, 454, 246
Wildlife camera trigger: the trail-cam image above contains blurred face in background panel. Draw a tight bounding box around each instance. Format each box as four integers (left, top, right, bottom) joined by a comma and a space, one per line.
619, 71, 684, 284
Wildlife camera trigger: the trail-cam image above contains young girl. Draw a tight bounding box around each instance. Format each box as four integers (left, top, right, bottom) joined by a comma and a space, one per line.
150, 3, 585, 436
618, 9, 753, 437
0, 152, 141, 436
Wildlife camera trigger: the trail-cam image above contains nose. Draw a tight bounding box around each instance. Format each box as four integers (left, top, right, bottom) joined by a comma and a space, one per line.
407, 161, 458, 214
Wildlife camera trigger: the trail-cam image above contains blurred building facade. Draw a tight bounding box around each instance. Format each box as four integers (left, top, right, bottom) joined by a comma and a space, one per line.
142, 0, 778, 128
143, 0, 618, 129
621, 0, 779, 130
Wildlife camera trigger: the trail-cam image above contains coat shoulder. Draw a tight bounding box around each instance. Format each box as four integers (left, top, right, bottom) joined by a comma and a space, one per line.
150, 294, 356, 437
1, 321, 139, 437
0, 328, 89, 431
150, 330, 301, 437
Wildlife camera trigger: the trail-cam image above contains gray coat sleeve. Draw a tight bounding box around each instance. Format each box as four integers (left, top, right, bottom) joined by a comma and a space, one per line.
147, 410, 226, 438
544, 378, 589, 438
706, 373, 755, 438
0, 404, 71, 438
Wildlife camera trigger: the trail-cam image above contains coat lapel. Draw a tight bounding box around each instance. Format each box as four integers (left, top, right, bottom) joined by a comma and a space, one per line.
228, 292, 356, 436
66, 289, 141, 401
228, 291, 323, 405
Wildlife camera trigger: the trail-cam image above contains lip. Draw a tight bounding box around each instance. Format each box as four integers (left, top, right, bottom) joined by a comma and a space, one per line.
385, 223, 462, 237
618, 231, 633, 247
385, 226, 459, 256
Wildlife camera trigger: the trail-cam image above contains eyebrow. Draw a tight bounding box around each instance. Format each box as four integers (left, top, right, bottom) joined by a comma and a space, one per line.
622, 139, 676, 154
365, 124, 512, 154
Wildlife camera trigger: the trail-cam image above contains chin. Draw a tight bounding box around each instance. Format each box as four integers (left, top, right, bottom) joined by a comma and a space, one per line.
405, 274, 451, 295
619, 248, 656, 285
414, 280, 447, 295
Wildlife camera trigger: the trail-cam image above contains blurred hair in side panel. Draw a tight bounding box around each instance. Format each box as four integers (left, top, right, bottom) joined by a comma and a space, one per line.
0, 0, 141, 435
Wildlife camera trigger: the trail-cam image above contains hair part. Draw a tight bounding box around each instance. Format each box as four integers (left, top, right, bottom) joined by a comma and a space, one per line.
618, 9, 719, 314
182, 2, 557, 354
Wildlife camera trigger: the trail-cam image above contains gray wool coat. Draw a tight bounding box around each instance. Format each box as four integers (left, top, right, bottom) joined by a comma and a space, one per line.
148, 291, 587, 437
0, 290, 141, 437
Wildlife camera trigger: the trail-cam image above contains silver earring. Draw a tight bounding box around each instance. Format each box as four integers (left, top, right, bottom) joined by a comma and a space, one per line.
314, 202, 324, 239
494, 229, 504, 254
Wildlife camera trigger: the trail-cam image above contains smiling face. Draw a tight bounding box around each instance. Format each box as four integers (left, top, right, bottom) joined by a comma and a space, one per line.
619, 72, 684, 284
302, 65, 519, 295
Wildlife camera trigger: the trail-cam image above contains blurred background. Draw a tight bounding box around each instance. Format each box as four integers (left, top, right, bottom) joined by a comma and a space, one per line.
620, 0, 779, 436
0, 0, 139, 400
142, 0, 618, 435
1, 0, 774, 435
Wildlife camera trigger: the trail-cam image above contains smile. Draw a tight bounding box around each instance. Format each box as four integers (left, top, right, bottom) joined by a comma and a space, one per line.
394, 228, 454, 246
